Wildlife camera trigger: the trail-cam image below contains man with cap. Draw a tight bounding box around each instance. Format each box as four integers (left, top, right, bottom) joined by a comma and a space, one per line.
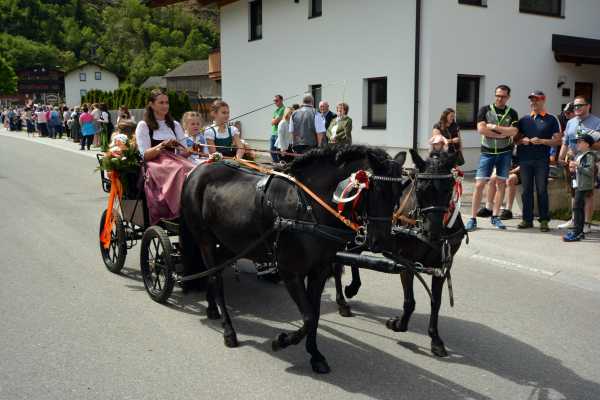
516, 90, 562, 231
563, 132, 597, 242
558, 96, 600, 232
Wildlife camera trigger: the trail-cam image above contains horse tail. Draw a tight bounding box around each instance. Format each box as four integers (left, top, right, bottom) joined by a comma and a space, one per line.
179, 205, 208, 292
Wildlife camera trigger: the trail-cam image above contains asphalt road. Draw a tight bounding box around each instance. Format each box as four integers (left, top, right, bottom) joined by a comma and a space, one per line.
1, 132, 600, 400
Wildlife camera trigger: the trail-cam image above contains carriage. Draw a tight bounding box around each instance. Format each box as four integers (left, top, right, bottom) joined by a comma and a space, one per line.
97, 154, 280, 304
97, 154, 187, 303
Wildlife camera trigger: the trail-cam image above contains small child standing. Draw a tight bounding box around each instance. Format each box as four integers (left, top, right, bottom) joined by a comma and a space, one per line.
563, 133, 597, 242
181, 111, 208, 163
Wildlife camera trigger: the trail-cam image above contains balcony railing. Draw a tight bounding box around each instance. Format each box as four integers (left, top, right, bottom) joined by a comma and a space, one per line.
208, 49, 221, 81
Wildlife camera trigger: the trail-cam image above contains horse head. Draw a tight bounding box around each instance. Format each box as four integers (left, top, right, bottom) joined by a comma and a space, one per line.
409, 149, 457, 243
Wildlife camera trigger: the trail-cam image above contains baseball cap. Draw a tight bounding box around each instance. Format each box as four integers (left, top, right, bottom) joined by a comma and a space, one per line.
576, 132, 595, 147
528, 90, 546, 100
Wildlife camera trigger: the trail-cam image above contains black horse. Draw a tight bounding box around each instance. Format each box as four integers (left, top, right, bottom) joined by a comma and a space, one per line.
179, 145, 403, 373
334, 149, 466, 357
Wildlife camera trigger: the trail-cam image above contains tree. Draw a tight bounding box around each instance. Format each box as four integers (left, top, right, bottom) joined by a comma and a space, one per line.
0, 56, 17, 94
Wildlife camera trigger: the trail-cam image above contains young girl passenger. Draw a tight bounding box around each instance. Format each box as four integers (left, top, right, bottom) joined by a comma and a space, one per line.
182, 111, 208, 163
204, 100, 245, 159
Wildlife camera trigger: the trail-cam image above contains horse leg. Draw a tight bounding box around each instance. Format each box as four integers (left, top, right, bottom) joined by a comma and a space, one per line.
428, 276, 448, 357
386, 271, 415, 332
271, 272, 311, 351
211, 272, 238, 348
305, 267, 332, 374
199, 234, 237, 347
344, 266, 362, 299
333, 263, 352, 317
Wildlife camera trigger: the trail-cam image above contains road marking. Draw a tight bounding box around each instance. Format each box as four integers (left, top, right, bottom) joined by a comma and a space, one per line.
0, 130, 98, 159
470, 253, 558, 277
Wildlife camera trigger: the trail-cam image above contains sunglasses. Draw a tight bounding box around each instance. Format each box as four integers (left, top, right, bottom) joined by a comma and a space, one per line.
573, 104, 589, 109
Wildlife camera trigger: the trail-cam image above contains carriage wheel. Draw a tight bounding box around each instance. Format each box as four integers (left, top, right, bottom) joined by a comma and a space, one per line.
140, 226, 175, 303
99, 209, 127, 273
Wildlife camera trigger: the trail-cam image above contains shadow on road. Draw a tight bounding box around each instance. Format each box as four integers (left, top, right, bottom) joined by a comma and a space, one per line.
103, 267, 599, 400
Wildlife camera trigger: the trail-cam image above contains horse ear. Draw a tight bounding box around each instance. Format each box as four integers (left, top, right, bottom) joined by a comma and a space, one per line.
393, 151, 407, 167
409, 149, 426, 171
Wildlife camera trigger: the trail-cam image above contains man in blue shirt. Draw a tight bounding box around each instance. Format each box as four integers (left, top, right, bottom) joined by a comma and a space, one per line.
557, 96, 600, 232
516, 90, 562, 231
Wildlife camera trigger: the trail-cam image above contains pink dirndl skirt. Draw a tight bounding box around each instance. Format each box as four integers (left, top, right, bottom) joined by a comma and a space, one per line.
144, 151, 196, 225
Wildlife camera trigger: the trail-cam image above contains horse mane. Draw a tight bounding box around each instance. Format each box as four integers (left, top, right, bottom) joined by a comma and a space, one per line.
286, 145, 392, 175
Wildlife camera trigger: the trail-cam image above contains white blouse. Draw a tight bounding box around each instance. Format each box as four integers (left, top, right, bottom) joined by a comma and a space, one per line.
135, 120, 187, 155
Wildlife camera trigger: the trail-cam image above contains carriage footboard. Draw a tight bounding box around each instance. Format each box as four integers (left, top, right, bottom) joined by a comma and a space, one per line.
334, 252, 444, 277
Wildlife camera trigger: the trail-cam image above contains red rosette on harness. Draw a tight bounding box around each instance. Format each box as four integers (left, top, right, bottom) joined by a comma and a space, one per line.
332, 170, 370, 214
443, 167, 464, 228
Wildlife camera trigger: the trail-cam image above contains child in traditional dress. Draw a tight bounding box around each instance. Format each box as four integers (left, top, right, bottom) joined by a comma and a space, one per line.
182, 111, 208, 163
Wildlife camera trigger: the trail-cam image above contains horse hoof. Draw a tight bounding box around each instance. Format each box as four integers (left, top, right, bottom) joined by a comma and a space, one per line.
386, 317, 404, 332
338, 305, 353, 317
271, 333, 288, 352
206, 307, 221, 320
431, 343, 448, 357
311, 358, 331, 374
344, 284, 359, 299
224, 333, 238, 348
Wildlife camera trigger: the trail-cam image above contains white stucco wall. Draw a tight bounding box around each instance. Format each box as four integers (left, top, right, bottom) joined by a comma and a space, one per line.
64, 64, 119, 108
419, 0, 600, 170
218, 0, 600, 170
219, 0, 416, 150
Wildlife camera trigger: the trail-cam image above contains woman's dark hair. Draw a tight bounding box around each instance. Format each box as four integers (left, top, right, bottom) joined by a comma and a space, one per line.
119, 105, 130, 118
82, 106, 89, 113
144, 88, 175, 131
438, 107, 455, 131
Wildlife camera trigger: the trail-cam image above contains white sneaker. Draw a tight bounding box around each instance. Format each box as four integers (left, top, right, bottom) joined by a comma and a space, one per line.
558, 220, 574, 229
583, 224, 592, 234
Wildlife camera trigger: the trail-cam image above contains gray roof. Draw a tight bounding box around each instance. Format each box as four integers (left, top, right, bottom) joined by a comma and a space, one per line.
140, 75, 166, 88
163, 60, 209, 78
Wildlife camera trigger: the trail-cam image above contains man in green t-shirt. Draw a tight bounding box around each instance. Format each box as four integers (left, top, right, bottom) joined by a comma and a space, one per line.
271, 94, 285, 162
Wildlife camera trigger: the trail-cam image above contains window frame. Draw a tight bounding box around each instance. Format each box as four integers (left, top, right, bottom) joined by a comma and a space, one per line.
455, 74, 481, 130
458, 0, 487, 7
248, 0, 262, 42
95, 71, 102, 80
310, 84, 322, 109
79, 72, 86, 82
309, 0, 322, 19
364, 77, 387, 130
519, 0, 564, 18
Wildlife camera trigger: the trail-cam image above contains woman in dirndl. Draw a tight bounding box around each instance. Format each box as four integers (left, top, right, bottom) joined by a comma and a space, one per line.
135, 88, 195, 225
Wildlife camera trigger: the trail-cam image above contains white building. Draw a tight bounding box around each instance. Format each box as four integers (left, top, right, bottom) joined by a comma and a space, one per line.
64, 62, 120, 108
151, 0, 600, 169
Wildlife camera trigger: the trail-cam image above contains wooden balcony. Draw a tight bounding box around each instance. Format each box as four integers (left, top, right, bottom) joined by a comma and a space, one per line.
208, 49, 221, 81
146, 0, 237, 7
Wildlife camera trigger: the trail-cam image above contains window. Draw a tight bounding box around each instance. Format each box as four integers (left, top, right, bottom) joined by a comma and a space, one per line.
365, 77, 387, 129
79, 72, 86, 82
309, 0, 322, 18
249, 0, 262, 41
519, 0, 563, 18
458, 0, 487, 6
310, 84, 322, 108
80, 89, 88, 98
95, 71, 102, 80
456, 75, 480, 129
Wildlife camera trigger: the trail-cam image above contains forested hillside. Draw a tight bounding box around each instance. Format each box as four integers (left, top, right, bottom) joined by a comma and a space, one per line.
0, 0, 218, 86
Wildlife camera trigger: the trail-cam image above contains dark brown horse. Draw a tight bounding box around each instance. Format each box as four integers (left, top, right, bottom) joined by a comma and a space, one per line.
334, 149, 466, 357
179, 145, 404, 373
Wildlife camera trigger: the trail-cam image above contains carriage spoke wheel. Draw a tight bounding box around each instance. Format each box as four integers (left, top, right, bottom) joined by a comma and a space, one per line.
140, 226, 175, 303
99, 209, 127, 273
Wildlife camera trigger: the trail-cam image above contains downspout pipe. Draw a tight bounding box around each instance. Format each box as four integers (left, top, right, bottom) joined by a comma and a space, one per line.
412, 0, 422, 150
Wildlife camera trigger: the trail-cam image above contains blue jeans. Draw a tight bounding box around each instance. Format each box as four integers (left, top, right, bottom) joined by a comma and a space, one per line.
520, 159, 550, 223
476, 151, 512, 180
270, 135, 280, 162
